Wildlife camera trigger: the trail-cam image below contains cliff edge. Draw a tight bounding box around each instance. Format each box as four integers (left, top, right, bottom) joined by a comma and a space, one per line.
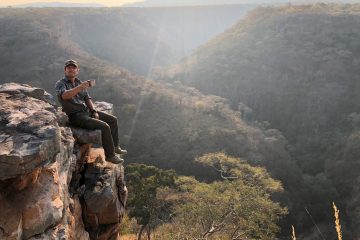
0, 83, 127, 240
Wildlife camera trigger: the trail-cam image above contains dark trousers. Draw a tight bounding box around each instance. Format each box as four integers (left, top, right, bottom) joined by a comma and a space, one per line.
69, 111, 119, 158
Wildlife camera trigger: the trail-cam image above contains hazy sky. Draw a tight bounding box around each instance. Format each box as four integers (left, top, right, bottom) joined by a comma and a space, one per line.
0, 0, 356, 7
0, 0, 140, 7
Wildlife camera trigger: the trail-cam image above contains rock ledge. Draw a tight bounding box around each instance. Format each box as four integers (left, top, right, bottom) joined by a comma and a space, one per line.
0, 83, 127, 240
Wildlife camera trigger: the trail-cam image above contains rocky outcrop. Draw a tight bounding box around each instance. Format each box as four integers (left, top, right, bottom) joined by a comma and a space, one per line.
0, 83, 127, 240
0, 84, 59, 180
81, 149, 127, 240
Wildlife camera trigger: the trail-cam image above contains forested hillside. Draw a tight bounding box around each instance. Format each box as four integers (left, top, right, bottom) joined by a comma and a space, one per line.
123, 0, 359, 7
157, 3, 360, 238
1, 5, 252, 77
65, 5, 252, 75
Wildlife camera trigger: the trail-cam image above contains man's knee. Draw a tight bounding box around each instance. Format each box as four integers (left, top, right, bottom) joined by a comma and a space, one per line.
109, 115, 118, 124
99, 122, 111, 131
99, 112, 117, 125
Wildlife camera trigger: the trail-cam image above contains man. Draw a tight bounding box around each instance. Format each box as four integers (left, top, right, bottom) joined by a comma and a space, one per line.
55, 59, 127, 164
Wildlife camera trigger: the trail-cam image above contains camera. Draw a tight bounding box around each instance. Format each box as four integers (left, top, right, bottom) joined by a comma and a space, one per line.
88, 79, 96, 87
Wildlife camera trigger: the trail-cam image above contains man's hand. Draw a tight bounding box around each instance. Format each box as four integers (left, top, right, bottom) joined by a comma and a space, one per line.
80, 81, 90, 90
61, 81, 90, 100
91, 112, 99, 119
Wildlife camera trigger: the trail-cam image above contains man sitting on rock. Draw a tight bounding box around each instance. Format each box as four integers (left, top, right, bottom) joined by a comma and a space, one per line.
55, 59, 127, 164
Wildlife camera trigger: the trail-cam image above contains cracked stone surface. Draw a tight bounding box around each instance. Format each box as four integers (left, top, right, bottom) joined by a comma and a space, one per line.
0, 86, 60, 181
0, 83, 126, 240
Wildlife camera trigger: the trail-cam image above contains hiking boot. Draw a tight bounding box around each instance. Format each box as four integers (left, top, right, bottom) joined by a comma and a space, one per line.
106, 155, 124, 164
115, 146, 127, 155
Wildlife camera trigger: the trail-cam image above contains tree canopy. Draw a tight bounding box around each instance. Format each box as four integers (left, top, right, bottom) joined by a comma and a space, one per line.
154, 153, 287, 239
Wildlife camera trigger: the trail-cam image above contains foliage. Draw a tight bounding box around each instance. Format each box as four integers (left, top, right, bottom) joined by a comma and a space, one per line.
196, 152, 283, 192
125, 164, 178, 238
158, 3, 360, 174
157, 4, 360, 238
154, 153, 287, 239
119, 214, 139, 235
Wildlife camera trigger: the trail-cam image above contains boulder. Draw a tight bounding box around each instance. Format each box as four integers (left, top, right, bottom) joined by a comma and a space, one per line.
0, 83, 56, 107
0, 89, 60, 180
21, 165, 65, 239
82, 148, 126, 239
0, 139, 74, 239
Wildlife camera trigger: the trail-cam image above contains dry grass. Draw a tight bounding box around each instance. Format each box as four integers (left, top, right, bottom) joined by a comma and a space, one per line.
292, 202, 344, 239
120, 234, 137, 240
291, 225, 297, 240
333, 202, 343, 240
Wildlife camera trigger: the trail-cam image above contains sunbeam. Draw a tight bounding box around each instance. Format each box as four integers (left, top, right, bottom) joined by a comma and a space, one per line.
126, 11, 166, 145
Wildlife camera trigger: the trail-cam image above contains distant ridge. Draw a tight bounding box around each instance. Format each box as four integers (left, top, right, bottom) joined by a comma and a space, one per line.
10, 2, 105, 8
124, 0, 360, 7
124, 0, 267, 7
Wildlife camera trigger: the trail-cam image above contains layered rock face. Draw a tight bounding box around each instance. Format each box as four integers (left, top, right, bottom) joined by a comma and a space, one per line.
0, 83, 127, 240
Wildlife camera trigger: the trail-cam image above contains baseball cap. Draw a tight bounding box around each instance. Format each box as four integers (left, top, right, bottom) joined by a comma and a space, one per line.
64, 59, 79, 68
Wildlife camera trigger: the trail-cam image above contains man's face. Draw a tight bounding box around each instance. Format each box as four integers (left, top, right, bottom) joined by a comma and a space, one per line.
64, 65, 79, 78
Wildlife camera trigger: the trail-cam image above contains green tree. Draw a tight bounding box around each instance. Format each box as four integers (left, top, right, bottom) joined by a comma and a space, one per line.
155, 152, 287, 239
125, 163, 178, 240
